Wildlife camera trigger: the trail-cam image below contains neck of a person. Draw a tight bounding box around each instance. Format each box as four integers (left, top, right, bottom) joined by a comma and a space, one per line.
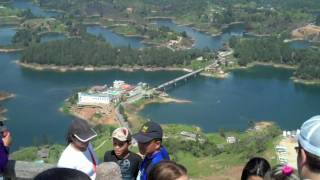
146, 148, 161, 158
117, 150, 130, 159
301, 168, 320, 180
71, 143, 87, 152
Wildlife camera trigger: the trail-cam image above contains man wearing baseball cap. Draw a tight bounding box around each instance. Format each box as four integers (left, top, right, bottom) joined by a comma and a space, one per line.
296, 115, 320, 180
104, 127, 142, 180
58, 119, 98, 179
133, 121, 170, 180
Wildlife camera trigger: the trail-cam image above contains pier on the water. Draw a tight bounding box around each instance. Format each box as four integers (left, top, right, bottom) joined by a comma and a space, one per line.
155, 68, 204, 91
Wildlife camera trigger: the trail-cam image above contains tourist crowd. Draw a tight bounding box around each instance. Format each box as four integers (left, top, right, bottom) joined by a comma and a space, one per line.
1, 115, 320, 180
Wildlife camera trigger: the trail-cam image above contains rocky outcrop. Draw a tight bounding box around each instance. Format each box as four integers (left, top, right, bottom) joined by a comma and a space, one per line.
292, 24, 320, 41
2, 161, 122, 180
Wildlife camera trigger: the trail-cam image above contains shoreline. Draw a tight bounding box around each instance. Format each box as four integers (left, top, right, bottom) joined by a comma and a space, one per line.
291, 77, 320, 85
61, 94, 191, 128
122, 96, 192, 130
0, 108, 7, 114
228, 61, 320, 85
0, 93, 15, 101
0, 48, 24, 53
200, 71, 229, 79
145, 16, 244, 37
86, 22, 194, 48
245, 62, 297, 70
17, 61, 193, 73
129, 96, 192, 110
19, 60, 320, 85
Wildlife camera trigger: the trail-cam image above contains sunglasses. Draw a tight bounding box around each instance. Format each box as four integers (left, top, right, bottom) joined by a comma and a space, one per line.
294, 146, 301, 153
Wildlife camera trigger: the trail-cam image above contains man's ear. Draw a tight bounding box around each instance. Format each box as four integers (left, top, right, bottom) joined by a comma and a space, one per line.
300, 149, 307, 166
154, 140, 161, 149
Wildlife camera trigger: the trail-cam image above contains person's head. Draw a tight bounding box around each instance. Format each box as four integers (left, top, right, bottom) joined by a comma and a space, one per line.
34, 167, 91, 180
66, 119, 97, 152
148, 160, 188, 180
0, 121, 7, 137
112, 127, 132, 158
241, 157, 271, 180
296, 115, 320, 179
133, 121, 163, 156
264, 165, 299, 180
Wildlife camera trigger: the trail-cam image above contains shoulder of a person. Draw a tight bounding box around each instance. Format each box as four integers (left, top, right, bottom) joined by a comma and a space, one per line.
104, 150, 116, 161
104, 150, 114, 156
88, 143, 94, 149
129, 151, 142, 160
58, 147, 77, 168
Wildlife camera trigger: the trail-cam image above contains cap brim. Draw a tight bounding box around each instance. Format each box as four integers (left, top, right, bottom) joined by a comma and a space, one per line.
74, 128, 97, 143
112, 136, 128, 142
133, 133, 153, 143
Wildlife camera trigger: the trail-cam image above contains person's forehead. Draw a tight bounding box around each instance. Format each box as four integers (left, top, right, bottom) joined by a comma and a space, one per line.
113, 138, 127, 143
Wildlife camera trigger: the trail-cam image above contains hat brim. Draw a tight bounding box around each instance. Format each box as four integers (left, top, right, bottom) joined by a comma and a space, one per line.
74, 128, 97, 143
133, 133, 153, 143
112, 136, 128, 142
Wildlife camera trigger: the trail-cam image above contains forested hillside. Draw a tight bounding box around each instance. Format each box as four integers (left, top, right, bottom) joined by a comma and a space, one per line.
37, 0, 320, 34
230, 36, 320, 80
21, 38, 203, 67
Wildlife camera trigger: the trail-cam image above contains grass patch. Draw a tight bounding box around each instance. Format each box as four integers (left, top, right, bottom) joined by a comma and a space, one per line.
11, 147, 38, 161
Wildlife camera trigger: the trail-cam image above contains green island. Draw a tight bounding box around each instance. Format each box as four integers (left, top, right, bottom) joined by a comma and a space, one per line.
2, 0, 320, 178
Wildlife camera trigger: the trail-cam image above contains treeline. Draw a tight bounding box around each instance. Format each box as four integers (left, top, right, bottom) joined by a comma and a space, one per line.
37, 0, 320, 34
230, 36, 320, 80
21, 38, 203, 67
12, 29, 41, 47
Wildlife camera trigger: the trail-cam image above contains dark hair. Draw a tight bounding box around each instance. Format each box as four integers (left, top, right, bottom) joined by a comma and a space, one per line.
148, 160, 187, 180
241, 157, 271, 180
305, 150, 320, 173
34, 168, 91, 180
264, 165, 299, 180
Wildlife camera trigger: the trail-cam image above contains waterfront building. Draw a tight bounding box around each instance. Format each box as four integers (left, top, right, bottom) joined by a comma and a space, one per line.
113, 80, 125, 89
77, 92, 112, 105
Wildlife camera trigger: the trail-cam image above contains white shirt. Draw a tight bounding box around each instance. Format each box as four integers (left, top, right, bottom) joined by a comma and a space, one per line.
58, 143, 98, 179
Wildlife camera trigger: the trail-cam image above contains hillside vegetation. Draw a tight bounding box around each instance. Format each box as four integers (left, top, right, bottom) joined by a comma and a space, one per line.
230, 36, 320, 82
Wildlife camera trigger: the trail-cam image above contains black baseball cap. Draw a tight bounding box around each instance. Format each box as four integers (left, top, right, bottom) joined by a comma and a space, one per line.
133, 121, 163, 143
69, 119, 97, 143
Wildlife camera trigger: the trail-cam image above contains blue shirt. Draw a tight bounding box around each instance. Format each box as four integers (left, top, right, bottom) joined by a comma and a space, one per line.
0, 139, 9, 173
137, 146, 170, 180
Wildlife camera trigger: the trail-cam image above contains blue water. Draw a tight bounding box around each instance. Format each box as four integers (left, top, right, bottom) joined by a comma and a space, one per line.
289, 40, 311, 49
152, 20, 245, 49
1, 3, 319, 151
86, 26, 146, 49
0, 27, 17, 45
140, 66, 320, 132
0, 52, 185, 150
11, 0, 57, 18
87, 21, 245, 49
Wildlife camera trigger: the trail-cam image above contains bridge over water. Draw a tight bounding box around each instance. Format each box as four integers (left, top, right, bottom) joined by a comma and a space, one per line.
154, 68, 204, 91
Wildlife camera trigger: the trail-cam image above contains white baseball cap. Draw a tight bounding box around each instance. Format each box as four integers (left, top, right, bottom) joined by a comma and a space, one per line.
298, 115, 320, 157
112, 127, 131, 142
